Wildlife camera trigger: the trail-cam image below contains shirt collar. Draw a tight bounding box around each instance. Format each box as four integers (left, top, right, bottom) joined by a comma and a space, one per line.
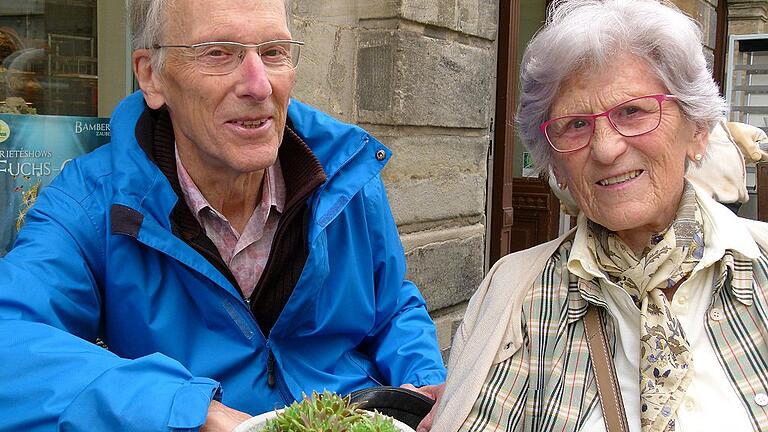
694, 183, 759, 305
694, 183, 760, 263
567, 213, 610, 289
174, 145, 286, 226
564, 218, 609, 322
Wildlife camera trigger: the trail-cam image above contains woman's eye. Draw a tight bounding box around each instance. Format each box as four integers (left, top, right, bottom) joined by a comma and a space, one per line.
622, 106, 640, 116
570, 119, 589, 130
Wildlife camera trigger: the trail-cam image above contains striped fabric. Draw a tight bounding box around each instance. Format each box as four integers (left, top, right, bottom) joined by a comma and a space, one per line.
708, 252, 768, 432
458, 242, 768, 432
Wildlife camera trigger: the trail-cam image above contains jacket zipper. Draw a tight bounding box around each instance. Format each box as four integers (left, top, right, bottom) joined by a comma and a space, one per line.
267, 349, 276, 388
176, 238, 295, 399
247, 200, 306, 311
265, 342, 292, 402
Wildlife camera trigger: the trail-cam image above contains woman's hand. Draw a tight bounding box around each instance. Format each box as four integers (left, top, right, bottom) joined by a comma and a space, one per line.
401, 383, 445, 432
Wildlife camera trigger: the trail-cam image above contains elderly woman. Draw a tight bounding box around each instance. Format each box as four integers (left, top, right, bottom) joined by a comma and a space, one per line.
429, 1, 768, 432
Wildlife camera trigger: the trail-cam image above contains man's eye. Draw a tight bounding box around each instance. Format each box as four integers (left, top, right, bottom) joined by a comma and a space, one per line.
261, 46, 289, 60
198, 46, 234, 58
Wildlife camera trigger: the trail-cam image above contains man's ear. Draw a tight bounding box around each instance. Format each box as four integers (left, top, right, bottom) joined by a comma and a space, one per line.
132, 49, 166, 109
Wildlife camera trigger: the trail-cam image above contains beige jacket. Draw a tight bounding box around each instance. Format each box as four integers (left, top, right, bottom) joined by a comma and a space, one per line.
431, 230, 574, 432
433, 218, 768, 432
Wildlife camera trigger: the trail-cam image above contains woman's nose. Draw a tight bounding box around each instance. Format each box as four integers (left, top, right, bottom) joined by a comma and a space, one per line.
589, 119, 628, 164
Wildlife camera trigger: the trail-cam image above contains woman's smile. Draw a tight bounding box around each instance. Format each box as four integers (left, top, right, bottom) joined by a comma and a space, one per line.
596, 169, 644, 187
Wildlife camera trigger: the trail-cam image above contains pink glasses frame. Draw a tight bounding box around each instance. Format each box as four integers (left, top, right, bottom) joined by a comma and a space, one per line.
539, 93, 679, 153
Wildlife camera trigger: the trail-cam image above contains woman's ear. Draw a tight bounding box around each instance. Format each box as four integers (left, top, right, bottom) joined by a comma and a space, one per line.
132, 49, 166, 109
688, 123, 710, 161
548, 164, 566, 189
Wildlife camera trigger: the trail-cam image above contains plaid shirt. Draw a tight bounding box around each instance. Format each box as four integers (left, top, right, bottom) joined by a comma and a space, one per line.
458, 232, 768, 432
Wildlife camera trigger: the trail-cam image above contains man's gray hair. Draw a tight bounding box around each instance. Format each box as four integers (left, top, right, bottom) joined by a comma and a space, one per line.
517, 0, 726, 173
127, 0, 173, 71
126, 0, 293, 73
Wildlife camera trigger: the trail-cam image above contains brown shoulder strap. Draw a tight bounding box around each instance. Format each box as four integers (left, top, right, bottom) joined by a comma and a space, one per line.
584, 306, 630, 432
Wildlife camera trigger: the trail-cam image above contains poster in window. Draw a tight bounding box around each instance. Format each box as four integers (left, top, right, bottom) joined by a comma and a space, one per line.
0, 114, 110, 256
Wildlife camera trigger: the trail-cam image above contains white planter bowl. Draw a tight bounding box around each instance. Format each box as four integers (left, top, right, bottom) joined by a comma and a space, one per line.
232, 408, 416, 432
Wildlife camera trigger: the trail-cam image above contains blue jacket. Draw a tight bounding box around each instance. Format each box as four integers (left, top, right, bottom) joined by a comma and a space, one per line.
0, 92, 445, 431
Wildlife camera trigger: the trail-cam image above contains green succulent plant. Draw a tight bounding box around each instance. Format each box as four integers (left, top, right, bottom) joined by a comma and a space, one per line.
349, 413, 399, 432
261, 390, 399, 432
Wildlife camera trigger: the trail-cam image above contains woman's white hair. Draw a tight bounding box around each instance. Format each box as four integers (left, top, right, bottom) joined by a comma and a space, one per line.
517, 0, 726, 173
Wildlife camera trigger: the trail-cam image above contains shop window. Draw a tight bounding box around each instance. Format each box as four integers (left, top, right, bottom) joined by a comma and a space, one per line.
0, 1, 121, 256
0, 1, 98, 116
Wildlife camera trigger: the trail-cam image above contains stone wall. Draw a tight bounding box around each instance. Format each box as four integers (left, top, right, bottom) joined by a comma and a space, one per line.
671, 0, 719, 67
728, 0, 768, 35
289, 0, 499, 362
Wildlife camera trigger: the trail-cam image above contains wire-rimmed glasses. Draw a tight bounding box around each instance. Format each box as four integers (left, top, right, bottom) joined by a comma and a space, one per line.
153, 40, 304, 75
539, 94, 679, 153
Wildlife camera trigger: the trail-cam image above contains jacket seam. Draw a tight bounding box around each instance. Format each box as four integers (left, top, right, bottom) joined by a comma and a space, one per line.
45, 183, 107, 275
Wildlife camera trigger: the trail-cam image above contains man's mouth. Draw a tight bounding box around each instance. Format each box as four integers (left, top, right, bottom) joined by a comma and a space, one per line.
597, 170, 643, 186
231, 118, 270, 129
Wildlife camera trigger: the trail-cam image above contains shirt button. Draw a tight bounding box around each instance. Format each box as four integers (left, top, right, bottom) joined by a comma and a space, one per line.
755, 393, 768, 406
685, 398, 696, 411
684, 397, 696, 410
375, 149, 387, 161
709, 308, 725, 321
677, 295, 688, 306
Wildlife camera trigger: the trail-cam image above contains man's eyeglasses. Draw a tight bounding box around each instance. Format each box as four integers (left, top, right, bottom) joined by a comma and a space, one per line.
152, 40, 304, 76
539, 94, 679, 153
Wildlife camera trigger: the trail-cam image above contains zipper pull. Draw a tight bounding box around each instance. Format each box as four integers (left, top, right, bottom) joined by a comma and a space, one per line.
267, 349, 276, 388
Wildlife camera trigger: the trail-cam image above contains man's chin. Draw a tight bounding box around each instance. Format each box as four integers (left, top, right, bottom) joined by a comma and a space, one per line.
234, 152, 280, 174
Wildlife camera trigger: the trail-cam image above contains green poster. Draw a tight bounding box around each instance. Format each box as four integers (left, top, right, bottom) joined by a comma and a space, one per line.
0, 114, 110, 256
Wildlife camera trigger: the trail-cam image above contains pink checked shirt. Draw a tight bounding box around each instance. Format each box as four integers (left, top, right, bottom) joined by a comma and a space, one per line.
176, 149, 286, 298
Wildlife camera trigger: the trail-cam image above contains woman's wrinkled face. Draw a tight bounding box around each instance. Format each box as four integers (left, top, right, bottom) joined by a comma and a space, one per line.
549, 54, 707, 239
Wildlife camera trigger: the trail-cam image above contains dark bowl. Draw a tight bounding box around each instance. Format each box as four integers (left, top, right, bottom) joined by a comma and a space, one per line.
349, 386, 435, 430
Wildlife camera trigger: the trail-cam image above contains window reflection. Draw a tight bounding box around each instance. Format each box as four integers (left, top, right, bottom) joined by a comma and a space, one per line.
0, 1, 97, 117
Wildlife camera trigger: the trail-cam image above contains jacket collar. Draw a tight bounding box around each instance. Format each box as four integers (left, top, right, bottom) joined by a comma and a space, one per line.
130, 103, 326, 242
286, 98, 392, 238
108, 92, 388, 228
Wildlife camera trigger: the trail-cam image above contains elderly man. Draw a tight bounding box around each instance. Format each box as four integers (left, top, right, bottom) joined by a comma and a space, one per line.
0, 0, 446, 430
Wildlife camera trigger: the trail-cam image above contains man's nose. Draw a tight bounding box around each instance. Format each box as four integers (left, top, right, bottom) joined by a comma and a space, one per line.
589, 118, 628, 164
235, 50, 273, 100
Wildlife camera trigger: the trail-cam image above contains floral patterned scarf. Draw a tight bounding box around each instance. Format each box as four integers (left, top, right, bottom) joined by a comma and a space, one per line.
585, 182, 704, 432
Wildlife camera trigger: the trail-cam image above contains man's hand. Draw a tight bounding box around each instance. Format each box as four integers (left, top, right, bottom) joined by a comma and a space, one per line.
401, 383, 445, 432
200, 400, 252, 432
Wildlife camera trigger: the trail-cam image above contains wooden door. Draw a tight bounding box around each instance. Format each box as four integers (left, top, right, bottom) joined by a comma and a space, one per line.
488, 0, 521, 262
